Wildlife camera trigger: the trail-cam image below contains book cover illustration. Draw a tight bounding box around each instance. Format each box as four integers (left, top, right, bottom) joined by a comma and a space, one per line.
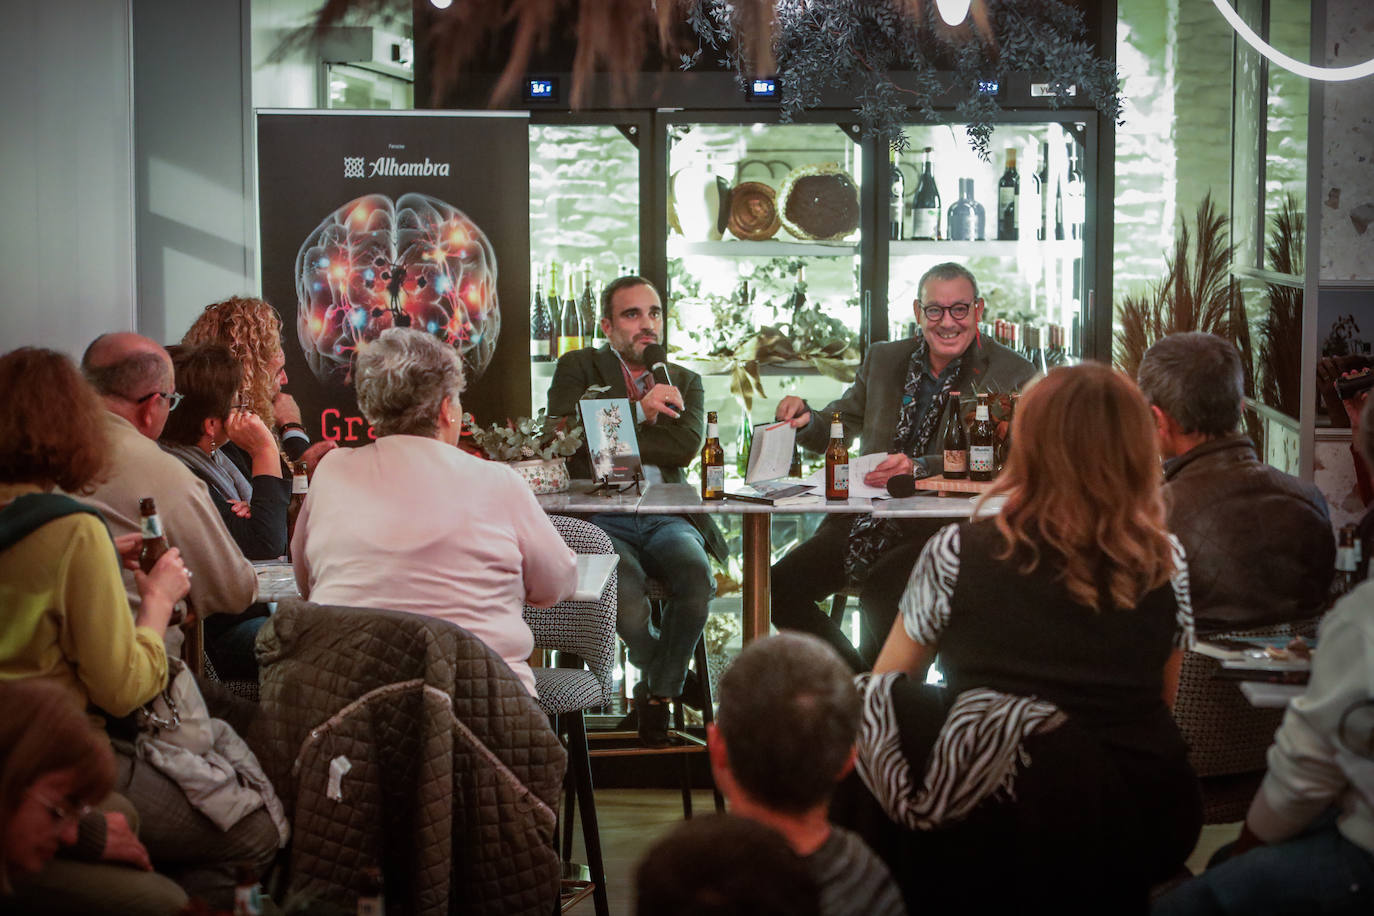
578, 397, 643, 483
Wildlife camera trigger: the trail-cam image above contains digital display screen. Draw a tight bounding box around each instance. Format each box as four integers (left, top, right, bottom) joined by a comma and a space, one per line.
524, 78, 557, 102
746, 77, 778, 101
977, 79, 1000, 95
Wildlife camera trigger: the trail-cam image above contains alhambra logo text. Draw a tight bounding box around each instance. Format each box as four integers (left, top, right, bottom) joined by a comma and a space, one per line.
343, 156, 451, 179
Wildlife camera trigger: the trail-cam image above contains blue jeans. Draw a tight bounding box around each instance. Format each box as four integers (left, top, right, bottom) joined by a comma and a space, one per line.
1152, 811, 1374, 916
591, 513, 714, 698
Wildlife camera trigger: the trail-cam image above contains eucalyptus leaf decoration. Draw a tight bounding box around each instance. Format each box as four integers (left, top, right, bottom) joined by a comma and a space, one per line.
305, 1, 1120, 159
467, 408, 584, 462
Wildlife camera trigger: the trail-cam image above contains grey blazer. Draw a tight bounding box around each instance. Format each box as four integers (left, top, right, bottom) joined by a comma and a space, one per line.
796, 335, 1037, 474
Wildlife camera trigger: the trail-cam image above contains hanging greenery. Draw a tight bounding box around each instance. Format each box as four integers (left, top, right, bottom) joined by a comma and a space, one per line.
302, 1, 1121, 158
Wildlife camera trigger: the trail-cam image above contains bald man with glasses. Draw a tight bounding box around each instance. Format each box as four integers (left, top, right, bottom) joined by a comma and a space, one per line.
769, 263, 1037, 671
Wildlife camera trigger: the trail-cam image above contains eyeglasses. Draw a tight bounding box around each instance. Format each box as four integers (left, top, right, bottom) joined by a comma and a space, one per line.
26, 790, 92, 826
921, 302, 975, 321
136, 390, 184, 411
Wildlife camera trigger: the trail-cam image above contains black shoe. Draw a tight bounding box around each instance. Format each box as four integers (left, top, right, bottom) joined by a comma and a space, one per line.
634, 681, 671, 748
677, 669, 707, 711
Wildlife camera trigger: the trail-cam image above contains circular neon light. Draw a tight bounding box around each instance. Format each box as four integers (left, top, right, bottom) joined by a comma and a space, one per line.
1211, 0, 1374, 82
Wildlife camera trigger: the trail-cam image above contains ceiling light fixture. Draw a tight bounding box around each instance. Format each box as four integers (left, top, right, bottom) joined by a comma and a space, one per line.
430, 0, 452, 9
935, 0, 973, 26
1210, 0, 1374, 82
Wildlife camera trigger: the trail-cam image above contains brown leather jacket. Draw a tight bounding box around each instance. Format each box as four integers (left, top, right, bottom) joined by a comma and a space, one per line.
1163, 436, 1334, 634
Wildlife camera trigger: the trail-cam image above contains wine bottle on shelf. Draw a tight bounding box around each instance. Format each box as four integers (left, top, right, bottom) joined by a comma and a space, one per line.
888, 148, 905, 240
546, 263, 564, 352
578, 266, 597, 344
565, 268, 582, 349
701, 411, 725, 500
997, 147, 1019, 241
529, 279, 552, 362
825, 412, 849, 501
1024, 326, 1049, 376
1066, 142, 1086, 240
911, 147, 941, 240
968, 395, 996, 482
558, 268, 582, 357
947, 178, 984, 241
941, 391, 968, 480
1037, 141, 1051, 241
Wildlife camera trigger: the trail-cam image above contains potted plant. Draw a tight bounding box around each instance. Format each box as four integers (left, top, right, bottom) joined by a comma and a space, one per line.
466, 409, 584, 495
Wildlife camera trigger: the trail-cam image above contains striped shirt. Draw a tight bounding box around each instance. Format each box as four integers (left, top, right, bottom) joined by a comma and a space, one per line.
807, 826, 907, 916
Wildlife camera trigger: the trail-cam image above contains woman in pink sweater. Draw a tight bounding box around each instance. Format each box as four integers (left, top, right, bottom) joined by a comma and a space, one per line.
292, 328, 577, 694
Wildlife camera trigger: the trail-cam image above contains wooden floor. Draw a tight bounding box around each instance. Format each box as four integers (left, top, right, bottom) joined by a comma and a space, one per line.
565, 789, 1244, 916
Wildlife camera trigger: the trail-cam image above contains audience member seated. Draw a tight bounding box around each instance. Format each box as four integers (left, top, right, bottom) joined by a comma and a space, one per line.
709, 633, 905, 916
181, 295, 336, 472
0, 680, 188, 915
0, 347, 279, 909
1152, 396, 1374, 916
292, 327, 577, 695
835, 363, 1202, 914
1137, 332, 1333, 634
634, 814, 821, 916
79, 332, 259, 629
160, 342, 288, 679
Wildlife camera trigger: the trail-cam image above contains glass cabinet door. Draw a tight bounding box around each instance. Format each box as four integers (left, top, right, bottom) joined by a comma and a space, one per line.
890, 120, 1089, 368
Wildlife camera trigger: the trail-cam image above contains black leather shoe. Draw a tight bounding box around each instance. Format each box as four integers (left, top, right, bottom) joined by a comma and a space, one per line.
634, 681, 671, 748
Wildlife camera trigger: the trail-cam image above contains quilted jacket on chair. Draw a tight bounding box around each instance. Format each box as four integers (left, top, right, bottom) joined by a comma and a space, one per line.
250, 599, 567, 916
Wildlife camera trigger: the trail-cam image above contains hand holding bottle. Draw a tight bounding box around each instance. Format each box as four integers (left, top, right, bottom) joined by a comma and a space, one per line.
775, 396, 811, 429
133, 547, 191, 634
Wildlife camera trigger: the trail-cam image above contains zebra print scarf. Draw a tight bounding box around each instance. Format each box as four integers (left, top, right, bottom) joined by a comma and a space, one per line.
853, 673, 1067, 831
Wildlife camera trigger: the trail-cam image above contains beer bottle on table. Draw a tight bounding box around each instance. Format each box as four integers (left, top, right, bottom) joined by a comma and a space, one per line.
825, 412, 849, 501
701, 411, 725, 500
286, 460, 308, 559
941, 391, 968, 479
968, 395, 996, 482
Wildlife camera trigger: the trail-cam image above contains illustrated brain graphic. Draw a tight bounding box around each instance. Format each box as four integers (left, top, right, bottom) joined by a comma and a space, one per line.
294, 193, 499, 385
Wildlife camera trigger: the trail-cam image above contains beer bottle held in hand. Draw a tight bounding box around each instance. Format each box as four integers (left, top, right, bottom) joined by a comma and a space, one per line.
968, 395, 996, 482
825, 412, 849, 500
286, 460, 309, 558
139, 497, 184, 624
941, 391, 968, 479
701, 411, 725, 500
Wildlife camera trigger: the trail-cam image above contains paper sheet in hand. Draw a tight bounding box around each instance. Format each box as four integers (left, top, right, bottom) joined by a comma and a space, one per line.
578, 398, 642, 483
797, 452, 893, 499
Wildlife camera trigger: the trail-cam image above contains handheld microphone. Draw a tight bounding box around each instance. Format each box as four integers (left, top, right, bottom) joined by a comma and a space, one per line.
642, 343, 673, 388
886, 474, 918, 498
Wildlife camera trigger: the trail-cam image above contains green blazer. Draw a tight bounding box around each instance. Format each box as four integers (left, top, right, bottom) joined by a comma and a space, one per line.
546, 345, 728, 564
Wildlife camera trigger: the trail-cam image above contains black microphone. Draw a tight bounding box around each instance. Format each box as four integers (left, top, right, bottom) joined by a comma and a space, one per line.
642, 343, 673, 388
886, 474, 918, 498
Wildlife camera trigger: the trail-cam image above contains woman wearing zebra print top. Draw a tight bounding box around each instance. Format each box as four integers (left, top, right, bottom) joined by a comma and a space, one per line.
839, 363, 1202, 914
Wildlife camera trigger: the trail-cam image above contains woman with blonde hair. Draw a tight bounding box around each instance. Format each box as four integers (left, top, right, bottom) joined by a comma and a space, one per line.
839, 363, 1202, 914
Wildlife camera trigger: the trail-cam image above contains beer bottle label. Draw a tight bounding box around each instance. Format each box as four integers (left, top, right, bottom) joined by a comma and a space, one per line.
969, 446, 995, 473
832, 464, 849, 491
706, 466, 724, 492
1336, 545, 1358, 573
141, 515, 164, 539
292, 474, 309, 495
944, 449, 967, 473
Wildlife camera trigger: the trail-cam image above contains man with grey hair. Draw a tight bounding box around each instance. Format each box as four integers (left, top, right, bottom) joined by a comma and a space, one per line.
1138, 331, 1333, 633
709, 633, 905, 916
79, 332, 257, 622
770, 262, 1036, 670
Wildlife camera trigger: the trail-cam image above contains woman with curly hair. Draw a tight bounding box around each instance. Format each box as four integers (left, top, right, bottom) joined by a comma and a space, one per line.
838, 363, 1202, 914
182, 296, 335, 472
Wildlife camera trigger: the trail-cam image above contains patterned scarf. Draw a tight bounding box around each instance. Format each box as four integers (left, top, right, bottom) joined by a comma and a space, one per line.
843, 341, 962, 585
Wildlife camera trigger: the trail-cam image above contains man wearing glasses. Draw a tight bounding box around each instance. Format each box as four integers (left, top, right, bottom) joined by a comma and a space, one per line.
78, 332, 257, 625
769, 262, 1037, 671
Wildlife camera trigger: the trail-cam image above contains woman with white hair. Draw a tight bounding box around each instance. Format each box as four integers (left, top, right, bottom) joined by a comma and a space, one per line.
291, 328, 576, 694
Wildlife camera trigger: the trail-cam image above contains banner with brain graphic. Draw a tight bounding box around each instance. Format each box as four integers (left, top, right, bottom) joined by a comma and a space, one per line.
257, 111, 531, 445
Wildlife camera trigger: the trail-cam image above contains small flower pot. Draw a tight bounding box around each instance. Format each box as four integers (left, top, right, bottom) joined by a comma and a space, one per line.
509, 457, 570, 495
